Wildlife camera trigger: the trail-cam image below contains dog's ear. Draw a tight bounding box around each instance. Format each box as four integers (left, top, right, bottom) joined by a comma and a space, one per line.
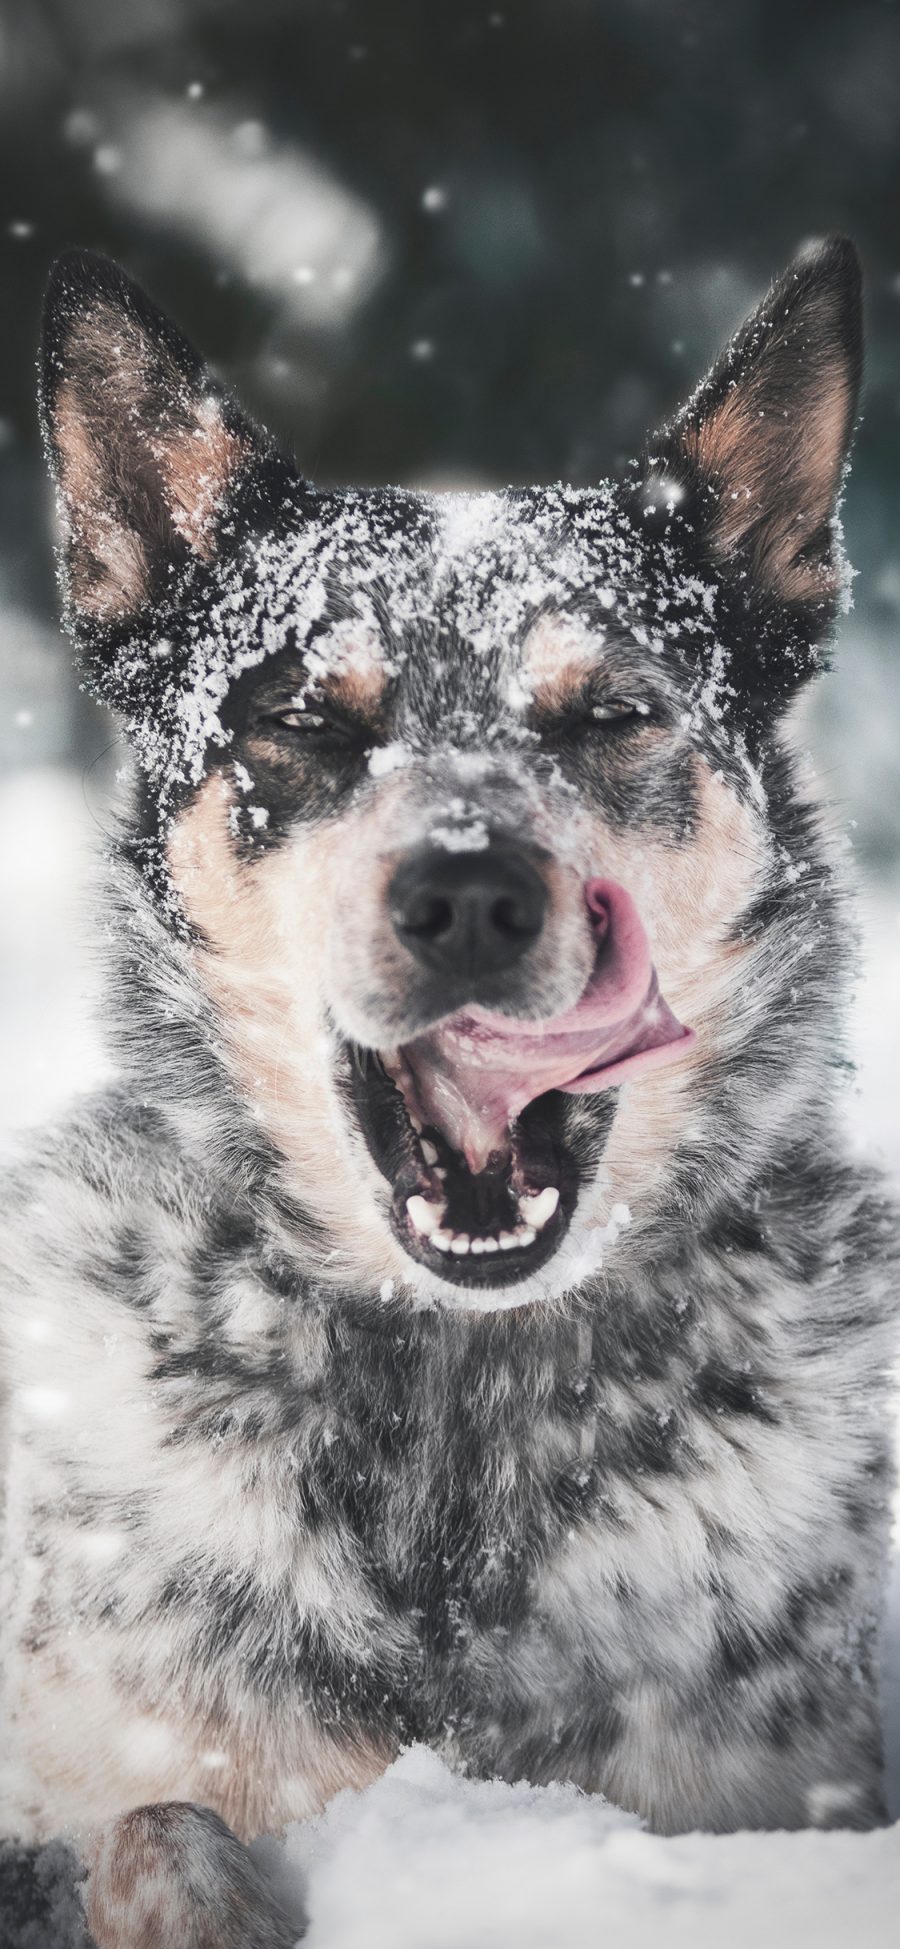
40, 251, 272, 628
640, 237, 862, 625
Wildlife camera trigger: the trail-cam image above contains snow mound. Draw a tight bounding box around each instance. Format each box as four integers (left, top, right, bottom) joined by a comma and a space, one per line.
277, 1746, 899, 1949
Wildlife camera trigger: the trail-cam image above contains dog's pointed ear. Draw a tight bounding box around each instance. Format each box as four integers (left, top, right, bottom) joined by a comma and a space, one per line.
639, 237, 862, 622
40, 251, 272, 627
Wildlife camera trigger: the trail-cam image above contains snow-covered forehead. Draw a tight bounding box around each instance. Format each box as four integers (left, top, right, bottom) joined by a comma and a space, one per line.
211, 477, 703, 681
140, 477, 720, 794
236, 482, 641, 649
431, 486, 642, 660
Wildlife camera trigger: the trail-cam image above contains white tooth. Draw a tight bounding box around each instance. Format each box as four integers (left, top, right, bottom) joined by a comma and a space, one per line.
450, 1235, 471, 1255
516, 1227, 537, 1248
482, 1238, 500, 1253
421, 1139, 439, 1165
499, 1232, 518, 1251
410, 1116, 423, 1135
469, 1237, 486, 1254
407, 1195, 446, 1236
431, 1230, 452, 1251
518, 1186, 560, 1231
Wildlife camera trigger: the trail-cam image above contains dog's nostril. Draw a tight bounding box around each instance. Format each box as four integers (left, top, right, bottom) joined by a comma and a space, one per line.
491, 893, 540, 940
389, 846, 548, 983
403, 893, 456, 942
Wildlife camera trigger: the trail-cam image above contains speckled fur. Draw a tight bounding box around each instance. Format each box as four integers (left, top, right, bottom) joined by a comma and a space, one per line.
1, 241, 897, 1945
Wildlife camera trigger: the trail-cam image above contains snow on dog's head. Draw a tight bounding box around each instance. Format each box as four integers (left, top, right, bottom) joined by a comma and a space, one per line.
40, 241, 861, 1307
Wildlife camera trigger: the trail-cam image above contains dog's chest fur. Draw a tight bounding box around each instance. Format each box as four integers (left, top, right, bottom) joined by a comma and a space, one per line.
1, 1088, 892, 1841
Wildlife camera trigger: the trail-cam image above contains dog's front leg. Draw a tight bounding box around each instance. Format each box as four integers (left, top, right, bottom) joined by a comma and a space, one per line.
85, 1803, 302, 1949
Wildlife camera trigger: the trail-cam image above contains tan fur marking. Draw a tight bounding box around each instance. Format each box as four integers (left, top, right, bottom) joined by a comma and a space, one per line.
521, 611, 602, 713
320, 656, 387, 718
167, 778, 412, 1294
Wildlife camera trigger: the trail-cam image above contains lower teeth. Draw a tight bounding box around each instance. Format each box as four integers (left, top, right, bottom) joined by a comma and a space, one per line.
424, 1228, 541, 1257
405, 1182, 561, 1259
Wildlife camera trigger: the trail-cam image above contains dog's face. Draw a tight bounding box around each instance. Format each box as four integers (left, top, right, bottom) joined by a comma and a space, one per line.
40, 242, 861, 1307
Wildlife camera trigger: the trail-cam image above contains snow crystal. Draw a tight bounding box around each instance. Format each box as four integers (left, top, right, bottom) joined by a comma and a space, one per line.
428, 820, 491, 854
368, 741, 410, 779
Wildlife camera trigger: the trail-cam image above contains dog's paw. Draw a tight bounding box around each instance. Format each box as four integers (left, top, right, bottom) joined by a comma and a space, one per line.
84, 1803, 301, 1949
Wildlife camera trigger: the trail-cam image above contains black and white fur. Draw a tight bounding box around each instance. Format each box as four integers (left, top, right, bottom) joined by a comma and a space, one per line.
0, 238, 897, 1947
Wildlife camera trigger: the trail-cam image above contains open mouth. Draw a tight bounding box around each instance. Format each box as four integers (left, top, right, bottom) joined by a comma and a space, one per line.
347, 880, 693, 1294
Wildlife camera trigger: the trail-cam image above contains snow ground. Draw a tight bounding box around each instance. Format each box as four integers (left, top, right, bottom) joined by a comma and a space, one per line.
277, 1745, 900, 1949
1, 765, 898, 1945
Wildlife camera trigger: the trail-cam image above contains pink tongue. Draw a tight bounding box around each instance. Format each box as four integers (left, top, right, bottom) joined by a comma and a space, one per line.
399, 879, 693, 1173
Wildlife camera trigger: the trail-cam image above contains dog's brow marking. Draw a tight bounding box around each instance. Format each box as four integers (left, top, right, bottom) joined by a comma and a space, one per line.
320, 656, 387, 718
520, 611, 604, 712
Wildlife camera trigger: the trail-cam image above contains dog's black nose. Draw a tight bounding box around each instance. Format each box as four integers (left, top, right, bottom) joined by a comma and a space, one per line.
389, 846, 548, 981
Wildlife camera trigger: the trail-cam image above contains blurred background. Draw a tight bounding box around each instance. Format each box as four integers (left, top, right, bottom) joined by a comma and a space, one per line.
0, 0, 898, 1801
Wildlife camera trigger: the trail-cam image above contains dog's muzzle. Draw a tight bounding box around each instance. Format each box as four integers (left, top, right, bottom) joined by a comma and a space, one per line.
345, 860, 695, 1299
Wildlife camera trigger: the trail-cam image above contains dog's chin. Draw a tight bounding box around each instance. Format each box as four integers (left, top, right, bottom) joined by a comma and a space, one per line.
344, 1041, 617, 1297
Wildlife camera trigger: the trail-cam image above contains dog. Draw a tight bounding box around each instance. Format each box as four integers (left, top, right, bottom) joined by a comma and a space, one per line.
0, 235, 896, 1947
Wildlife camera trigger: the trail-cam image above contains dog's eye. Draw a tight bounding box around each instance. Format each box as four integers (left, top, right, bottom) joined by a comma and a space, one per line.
270, 710, 327, 731
589, 699, 649, 725
259, 708, 355, 741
